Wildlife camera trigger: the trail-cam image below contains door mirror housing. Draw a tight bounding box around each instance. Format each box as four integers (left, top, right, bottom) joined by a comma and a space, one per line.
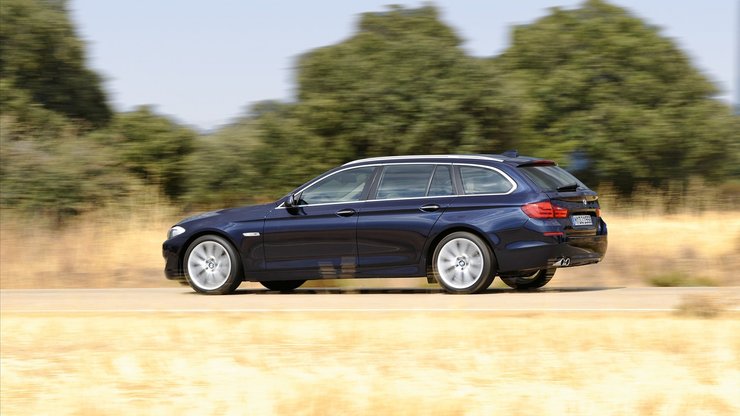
285, 193, 299, 208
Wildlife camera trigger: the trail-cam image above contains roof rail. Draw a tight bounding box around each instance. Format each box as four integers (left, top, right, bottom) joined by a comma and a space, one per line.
343, 155, 503, 166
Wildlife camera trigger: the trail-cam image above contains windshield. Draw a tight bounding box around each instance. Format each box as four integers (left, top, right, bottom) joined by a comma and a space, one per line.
519, 165, 588, 192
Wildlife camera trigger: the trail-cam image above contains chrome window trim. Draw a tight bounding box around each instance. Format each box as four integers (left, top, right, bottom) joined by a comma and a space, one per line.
277, 193, 461, 209
275, 162, 518, 209
342, 155, 503, 166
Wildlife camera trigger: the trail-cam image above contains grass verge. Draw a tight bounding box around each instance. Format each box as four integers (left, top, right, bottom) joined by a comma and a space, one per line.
1, 312, 738, 415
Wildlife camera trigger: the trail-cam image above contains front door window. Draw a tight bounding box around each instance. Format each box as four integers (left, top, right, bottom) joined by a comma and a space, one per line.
299, 167, 375, 205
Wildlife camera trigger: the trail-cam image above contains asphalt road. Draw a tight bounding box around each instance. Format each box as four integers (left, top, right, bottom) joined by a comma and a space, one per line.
1, 286, 739, 313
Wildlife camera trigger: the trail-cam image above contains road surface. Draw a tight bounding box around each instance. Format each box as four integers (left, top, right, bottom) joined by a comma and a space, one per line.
2, 286, 739, 313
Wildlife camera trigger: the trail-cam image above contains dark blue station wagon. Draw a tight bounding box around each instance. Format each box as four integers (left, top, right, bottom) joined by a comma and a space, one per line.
163, 154, 607, 294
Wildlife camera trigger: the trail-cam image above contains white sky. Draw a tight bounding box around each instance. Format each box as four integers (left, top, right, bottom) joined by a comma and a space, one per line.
70, 1, 738, 131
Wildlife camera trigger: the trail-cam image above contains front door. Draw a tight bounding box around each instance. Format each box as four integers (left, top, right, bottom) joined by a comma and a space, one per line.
263, 166, 376, 278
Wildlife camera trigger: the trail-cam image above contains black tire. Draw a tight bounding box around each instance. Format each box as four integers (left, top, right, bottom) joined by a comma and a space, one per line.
499, 268, 556, 290
260, 280, 306, 291
431, 232, 496, 294
183, 235, 243, 295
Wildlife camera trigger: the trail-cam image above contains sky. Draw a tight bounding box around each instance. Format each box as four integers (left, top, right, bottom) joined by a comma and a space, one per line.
70, 0, 738, 132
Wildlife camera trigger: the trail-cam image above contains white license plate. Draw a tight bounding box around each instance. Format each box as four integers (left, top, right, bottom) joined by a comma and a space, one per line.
571, 215, 593, 226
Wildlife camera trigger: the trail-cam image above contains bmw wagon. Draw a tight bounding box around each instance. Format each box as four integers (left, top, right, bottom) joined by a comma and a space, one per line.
163, 154, 607, 294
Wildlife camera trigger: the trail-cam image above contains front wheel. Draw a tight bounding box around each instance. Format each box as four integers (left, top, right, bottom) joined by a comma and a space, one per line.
260, 280, 306, 291
432, 232, 496, 294
184, 235, 243, 295
499, 268, 556, 290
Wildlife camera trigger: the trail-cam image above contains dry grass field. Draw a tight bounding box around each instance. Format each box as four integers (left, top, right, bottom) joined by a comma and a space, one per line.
1, 312, 738, 415
557, 211, 740, 287
1, 207, 738, 288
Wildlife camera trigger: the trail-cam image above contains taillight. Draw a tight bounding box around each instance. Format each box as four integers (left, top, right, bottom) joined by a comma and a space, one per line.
521, 201, 569, 219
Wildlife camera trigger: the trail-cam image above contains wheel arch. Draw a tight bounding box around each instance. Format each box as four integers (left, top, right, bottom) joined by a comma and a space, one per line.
425, 226, 500, 277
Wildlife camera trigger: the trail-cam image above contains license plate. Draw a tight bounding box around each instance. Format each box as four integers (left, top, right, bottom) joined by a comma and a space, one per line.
571, 215, 593, 226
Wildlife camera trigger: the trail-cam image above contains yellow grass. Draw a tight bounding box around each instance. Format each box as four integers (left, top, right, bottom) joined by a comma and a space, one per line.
1, 312, 738, 415
1, 208, 739, 288
0, 207, 176, 288
558, 211, 740, 287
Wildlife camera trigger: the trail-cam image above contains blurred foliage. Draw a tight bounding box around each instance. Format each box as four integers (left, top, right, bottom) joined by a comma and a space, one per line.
0, 113, 140, 221
676, 294, 727, 318
246, 5, 521, 196
1, 0, 738, 216
182, 106, 263, 207
297, 5, 520, 157
496, 0, 739, 193
0, 2, 192, 217
0, 0, 111, 127
647, 271, 717, 288
88, 107, 196, 200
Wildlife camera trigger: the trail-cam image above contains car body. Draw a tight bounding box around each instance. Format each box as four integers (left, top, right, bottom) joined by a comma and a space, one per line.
163, 154, 607, 294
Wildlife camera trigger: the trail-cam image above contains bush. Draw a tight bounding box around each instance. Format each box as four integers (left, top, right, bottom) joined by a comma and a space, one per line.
647, 271, 718, 287
675, 294, 726, 318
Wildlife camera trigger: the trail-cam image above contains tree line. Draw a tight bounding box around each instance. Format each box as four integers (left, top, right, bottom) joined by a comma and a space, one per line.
1, 0, 737, 219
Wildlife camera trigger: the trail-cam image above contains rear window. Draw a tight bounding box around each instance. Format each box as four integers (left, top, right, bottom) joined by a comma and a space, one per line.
519, 166, 587, 191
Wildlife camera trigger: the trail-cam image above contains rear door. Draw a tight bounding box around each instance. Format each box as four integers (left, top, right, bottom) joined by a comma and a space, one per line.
357, 164, 455, 273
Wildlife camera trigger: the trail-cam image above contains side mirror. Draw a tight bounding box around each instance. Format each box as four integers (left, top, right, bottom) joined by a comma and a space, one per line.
285, 193, 299, 208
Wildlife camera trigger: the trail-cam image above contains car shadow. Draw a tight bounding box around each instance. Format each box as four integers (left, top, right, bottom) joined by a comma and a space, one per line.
217, 286, 624, 295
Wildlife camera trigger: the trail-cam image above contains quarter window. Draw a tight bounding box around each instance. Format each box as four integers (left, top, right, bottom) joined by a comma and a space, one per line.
459, 166, 513, 194
376, 165, 435, 200
299, 167, 374, 205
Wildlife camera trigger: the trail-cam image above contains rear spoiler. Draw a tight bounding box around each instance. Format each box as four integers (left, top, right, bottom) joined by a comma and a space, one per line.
516, 160, 557, 167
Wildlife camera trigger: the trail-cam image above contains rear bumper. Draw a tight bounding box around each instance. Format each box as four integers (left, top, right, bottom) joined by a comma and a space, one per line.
553, 234, 607, 267
495, 219, 608, 273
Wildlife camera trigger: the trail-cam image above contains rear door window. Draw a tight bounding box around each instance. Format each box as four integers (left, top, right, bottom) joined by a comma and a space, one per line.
376, 165, 435, 200
459, 166, 514, 194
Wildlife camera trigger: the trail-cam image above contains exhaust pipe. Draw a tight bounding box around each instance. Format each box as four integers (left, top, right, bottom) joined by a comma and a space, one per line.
553, 257, 571, 267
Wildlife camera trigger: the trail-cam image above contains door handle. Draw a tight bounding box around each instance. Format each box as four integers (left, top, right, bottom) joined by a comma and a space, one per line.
335, 209, 356, 217
419, 204, 440, 212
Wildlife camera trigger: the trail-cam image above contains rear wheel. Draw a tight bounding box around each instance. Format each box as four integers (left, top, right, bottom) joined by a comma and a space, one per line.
261, 280, 306, 291
432, 232, 496, 294
499, 268, 556, 290
184, 235, 243, 295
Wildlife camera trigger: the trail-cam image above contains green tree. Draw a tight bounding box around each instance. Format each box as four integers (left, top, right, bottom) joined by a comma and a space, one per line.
296, 5, 520, 158
0, 0, 111, 127
0, 114, 139, 221
91, 107, 196, 199
496, 0, 739, 192
183, 105, 266, 207
247, 5, 521, 197
250, 102, 334, 198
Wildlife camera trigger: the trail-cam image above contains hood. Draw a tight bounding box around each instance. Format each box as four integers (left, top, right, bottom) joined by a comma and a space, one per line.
178, 202, 275, 226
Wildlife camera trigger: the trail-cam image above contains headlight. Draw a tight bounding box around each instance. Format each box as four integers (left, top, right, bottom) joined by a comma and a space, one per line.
167, 226, 186, 239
